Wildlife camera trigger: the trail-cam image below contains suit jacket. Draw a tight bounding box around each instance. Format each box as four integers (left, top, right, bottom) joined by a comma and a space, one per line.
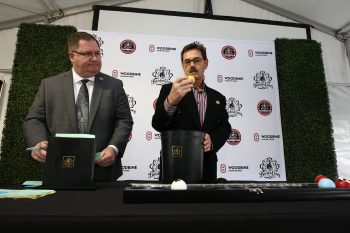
23, 71, 134, 182
152, 83, 231, 181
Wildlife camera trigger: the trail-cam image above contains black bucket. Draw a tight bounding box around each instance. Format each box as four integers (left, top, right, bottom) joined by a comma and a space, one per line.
160, 130, 204, 183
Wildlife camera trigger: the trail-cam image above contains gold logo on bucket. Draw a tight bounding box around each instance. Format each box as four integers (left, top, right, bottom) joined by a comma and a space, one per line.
62, 156, 75, 168
172, 146, 182, 157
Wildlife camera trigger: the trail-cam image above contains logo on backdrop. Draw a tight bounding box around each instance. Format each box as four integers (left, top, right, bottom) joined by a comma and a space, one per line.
257, 100, 272, 116
92, 34, 104, 47
253, 71, 273, 89
220, 164, 227, 173
148, 157, 160, 180
226, 97, 242, 117
146, 131, 152, 140
119, 71, 141, 78
120, 39, 136, 54
112, 70, 118, 78
145, 131, 160, 141
149, 44, 155, 52
247, 49, 273, 57
148, 44, 177, 53
217, 75, 223, 83
254, 133, 281, 142
122, 165, 137, 172
254, 50, 273, 56
127, 94, 136, 114
217, 74, 244, 83
254, 133, 260, 142
220, 164, 249, 173
259, 157, 280, 179
154, 132, 161, 140
227, 129, 241, 145
151, 66, 173, 85
156, 46, 176, 52
248, 49, 254, 57
221, 45, 237, 60
224, 76, 244, 82
111, 69, 141, 78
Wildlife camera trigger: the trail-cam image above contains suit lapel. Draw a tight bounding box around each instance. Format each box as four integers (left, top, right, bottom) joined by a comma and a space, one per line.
202, 87, 219, 129
89, 73, 103, 131
62, 71, 78, 132
203, 89, 213, 129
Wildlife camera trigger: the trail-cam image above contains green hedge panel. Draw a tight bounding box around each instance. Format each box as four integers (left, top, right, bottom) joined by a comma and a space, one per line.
0, 23, 77, 184
275, 38, 337, 182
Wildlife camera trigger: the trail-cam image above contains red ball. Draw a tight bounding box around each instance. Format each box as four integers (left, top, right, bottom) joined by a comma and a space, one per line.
335, 179, 350, 188
315, 175, 328, 183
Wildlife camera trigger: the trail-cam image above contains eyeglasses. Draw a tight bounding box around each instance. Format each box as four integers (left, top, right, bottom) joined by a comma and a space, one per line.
182, 57, 203, 66
72, 50, 103, 59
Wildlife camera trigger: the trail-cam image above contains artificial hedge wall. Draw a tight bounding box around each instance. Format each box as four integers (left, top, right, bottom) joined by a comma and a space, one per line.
0, 23, 337, 184
0, 23, 77, 184
275, 38, 337, 182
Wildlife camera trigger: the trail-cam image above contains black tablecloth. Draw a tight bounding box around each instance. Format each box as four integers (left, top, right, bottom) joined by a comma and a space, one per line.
1, 181, 350, 232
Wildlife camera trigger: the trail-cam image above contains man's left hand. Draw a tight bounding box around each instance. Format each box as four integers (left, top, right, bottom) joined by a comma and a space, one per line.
95, 147, 116, 167
203, 133, 213, 152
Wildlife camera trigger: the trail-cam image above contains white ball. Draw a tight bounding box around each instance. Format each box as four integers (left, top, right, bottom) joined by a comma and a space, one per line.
170, 179, 187, 190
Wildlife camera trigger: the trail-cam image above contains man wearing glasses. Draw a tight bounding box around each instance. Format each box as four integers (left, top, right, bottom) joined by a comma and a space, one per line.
152, 42, 231, 182
23, 32, 133, 182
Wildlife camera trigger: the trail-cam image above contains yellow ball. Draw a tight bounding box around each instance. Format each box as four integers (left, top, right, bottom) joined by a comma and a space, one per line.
188, 75, 195, 82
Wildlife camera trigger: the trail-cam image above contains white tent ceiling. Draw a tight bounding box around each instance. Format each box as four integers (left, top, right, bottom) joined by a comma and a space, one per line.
1, 0, 350, 39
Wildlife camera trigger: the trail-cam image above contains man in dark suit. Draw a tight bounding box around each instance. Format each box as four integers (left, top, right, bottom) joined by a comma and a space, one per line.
23, 32, 133, 182
152, 42, 231, 182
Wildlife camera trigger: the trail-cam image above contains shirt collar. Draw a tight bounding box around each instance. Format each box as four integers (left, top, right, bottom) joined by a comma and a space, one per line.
72, 68, 95, 84
193, 82, 207, 92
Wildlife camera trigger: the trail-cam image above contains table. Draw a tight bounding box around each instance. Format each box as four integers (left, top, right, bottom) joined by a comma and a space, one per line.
1, 181, 350, 232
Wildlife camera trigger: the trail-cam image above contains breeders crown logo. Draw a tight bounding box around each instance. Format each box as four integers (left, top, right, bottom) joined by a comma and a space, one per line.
253, 71, 273, 89
221, 45, 237, 60
127, 94, 136, 114
92, 34, 104, 47
148, 157, 160, 179
120, 39, 136, 54
259, 157, 280, 179
257, 100, 272, 116
226, 97, 242, 117
227, 129, 241, 145
151, 66, 173, 85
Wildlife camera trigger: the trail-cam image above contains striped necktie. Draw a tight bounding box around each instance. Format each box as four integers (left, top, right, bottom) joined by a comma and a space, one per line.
76, 79, 89, 133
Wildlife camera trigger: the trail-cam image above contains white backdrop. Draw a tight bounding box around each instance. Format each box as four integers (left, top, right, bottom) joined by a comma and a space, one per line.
86, 30, 286, 181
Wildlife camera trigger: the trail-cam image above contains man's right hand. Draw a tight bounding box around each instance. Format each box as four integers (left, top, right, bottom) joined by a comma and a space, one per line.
167, 76, 194, 105
31, 140, 48, 163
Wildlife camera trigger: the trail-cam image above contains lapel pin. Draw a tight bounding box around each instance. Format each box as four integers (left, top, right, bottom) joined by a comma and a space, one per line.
216, 100, 220, 104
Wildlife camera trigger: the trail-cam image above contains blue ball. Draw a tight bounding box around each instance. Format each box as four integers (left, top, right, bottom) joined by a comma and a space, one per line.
318, 178, 336, 188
